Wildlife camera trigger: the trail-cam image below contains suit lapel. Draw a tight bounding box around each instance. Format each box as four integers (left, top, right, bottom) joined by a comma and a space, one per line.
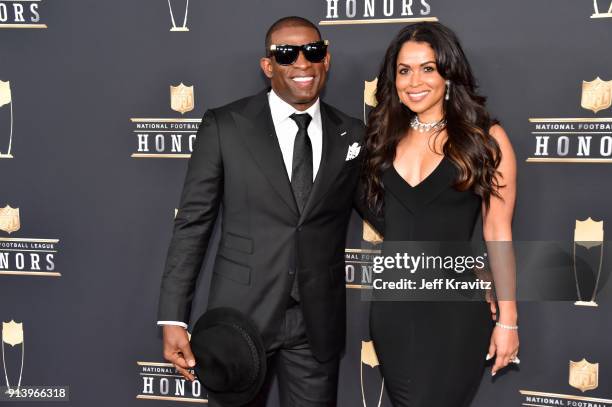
299, 102, 347, 224
232, 91, 299, 217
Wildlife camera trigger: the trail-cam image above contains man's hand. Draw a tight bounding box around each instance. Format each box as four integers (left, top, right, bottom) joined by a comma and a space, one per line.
162, 325, 196, 381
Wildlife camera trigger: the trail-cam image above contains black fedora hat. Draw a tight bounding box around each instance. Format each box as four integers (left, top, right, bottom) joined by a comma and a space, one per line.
191, 307, 266, 406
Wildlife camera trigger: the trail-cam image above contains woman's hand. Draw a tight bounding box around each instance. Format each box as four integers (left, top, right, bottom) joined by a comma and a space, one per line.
487, 325, 519, 376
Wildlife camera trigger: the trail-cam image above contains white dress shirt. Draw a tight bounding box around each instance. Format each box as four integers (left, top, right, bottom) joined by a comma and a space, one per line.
157, 89, 323, 329
268, 89, 322, 182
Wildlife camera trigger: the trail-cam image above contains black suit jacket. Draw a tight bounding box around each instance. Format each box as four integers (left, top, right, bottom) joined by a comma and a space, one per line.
158, 90, 364, 362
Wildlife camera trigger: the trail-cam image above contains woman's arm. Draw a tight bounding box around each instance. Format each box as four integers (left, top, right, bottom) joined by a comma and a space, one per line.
482, 124, 520, 376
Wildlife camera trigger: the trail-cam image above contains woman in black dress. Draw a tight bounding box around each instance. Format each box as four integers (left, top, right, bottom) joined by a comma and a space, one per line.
361, 22, 520, 406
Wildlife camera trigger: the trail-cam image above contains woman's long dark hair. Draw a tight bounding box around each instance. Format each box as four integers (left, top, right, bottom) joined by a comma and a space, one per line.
363, 22, 502, 215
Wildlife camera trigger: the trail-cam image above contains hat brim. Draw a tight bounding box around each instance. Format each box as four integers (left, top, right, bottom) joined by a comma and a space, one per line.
192, 307, 267, 407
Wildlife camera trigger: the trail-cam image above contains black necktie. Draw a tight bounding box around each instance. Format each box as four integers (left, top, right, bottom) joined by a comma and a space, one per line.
289, 113, 313, 213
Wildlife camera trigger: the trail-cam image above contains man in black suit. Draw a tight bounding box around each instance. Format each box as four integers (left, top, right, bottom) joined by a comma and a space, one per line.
157, 16, 363, 406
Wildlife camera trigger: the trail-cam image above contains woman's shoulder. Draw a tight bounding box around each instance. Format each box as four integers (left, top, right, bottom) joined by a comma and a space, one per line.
489, 124, 510, 145
488, 124, 516, 170
488, 124, 515, 154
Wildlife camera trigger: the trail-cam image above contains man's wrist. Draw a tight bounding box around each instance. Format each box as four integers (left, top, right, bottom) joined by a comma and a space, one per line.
157, 321, 188, 329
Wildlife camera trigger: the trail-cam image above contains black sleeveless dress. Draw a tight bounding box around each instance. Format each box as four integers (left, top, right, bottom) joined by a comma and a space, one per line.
369, 156, 493, 407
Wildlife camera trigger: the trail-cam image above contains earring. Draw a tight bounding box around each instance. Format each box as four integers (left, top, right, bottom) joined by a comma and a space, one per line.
445, 80, 451, 101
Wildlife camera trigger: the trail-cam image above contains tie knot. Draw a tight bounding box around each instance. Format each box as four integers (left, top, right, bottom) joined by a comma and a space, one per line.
290, 113, 312, 130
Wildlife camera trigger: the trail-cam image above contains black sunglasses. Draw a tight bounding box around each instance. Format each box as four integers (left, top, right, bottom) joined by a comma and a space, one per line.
268, 40, 329, 65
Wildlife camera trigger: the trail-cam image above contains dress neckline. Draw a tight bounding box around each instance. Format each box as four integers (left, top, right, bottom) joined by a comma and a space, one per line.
391, 156, 447, 189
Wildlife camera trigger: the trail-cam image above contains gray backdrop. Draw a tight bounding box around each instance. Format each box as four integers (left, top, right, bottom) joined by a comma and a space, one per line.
1, 0, 611, 406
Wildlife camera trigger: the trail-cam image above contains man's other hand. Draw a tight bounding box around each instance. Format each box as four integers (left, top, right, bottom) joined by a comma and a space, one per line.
162, 325, 196, 381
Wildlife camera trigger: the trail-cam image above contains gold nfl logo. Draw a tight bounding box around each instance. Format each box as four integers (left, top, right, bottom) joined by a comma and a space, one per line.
0, 205, 20, 234
581, 77, 612, 113
170, 83, 194, 114
569, 358, 599, 392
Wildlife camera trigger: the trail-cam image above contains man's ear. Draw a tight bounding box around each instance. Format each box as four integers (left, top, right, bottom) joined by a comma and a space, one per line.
323, 51, 331, 73
260, 57, 274, 79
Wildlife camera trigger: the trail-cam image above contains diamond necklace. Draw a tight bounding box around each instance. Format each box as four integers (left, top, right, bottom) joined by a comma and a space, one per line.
410, 116, 446, 133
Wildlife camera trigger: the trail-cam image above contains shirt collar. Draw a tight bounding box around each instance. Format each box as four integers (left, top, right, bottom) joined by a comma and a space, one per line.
268, 88, 321, 125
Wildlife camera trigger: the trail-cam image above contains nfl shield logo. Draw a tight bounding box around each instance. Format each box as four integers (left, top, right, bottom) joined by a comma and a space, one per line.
364, 78, 378, 108
569, 358, 599, 392
363, 78, 378, 123
363, 221, 383, 244
581, 77, 612, 113
170, 83, 194, 114
0, 205, 20, 234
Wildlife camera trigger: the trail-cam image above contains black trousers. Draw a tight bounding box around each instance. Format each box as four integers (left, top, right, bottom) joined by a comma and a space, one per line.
209, 303, 340, 407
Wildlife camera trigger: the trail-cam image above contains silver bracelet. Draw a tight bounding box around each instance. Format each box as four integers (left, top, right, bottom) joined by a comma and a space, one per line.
496, 321, 518, 330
